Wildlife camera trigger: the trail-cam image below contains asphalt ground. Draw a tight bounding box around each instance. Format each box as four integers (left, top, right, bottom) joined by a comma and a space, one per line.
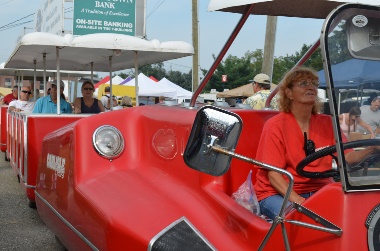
0, 152, 66, 251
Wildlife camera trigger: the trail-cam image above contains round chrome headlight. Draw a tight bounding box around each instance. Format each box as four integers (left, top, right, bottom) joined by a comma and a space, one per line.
92, 126, 124, 160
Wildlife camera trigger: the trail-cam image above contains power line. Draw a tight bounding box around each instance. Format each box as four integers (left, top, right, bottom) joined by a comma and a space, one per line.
147, 0, 168, 19
0, 13, 34, 30
166, 62, 192, 69
0, 20, 33, 32
0, 0, 16, 7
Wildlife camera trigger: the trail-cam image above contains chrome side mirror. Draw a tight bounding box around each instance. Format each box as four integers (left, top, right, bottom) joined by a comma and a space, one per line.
184, 106, 242, 176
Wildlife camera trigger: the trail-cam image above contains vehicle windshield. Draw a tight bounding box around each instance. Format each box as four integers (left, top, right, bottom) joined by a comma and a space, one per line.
322, 5, 380, 191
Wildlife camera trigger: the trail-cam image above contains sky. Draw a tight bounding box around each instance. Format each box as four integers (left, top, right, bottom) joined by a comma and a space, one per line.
0, 0, 325, 78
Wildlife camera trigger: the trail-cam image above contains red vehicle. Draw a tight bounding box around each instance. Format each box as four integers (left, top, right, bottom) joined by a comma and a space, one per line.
3, 31, 193, 208
9, 1, 380, 250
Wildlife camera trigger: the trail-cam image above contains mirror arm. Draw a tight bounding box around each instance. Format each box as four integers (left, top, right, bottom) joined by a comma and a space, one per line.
210, 145, 294, 251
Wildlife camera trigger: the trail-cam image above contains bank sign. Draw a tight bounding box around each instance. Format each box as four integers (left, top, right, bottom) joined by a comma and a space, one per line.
73, 0, 145, 37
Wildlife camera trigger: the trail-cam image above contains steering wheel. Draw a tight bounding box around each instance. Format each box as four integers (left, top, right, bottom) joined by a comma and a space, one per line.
296, 139, 380, 179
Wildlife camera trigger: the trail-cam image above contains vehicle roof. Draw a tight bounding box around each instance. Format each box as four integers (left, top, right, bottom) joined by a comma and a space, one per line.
5, 32, 194, 72
208, 0, 377, 19
0, 62, 91, 77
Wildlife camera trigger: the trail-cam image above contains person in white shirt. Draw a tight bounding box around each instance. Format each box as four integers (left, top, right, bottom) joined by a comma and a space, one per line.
8, 86, 36, 113
100, 86, 119, 110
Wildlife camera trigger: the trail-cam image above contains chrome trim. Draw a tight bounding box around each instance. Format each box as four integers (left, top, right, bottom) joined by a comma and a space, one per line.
24, 183, 36, 189
23, 114, 28, 184
92, 125, 124, 160
148, 216, 216, 251
35, 192, 99, 251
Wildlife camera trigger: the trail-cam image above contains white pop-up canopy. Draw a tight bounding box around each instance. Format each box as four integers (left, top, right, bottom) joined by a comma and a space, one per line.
158, 78, 192, 99
125, 73, 177, 98
104, 76, 125, 85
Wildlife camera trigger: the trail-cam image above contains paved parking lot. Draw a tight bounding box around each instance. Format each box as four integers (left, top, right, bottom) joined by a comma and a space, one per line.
0, 153, 66, 251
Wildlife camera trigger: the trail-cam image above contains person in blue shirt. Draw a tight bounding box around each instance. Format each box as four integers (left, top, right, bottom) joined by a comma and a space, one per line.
32, 80, 72, 114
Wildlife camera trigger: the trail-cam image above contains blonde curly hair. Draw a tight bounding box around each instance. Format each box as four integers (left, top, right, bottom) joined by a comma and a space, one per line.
278, 66, 323, 114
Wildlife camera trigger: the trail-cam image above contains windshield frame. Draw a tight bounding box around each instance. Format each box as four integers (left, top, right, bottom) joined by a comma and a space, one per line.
321, 4, 380, 192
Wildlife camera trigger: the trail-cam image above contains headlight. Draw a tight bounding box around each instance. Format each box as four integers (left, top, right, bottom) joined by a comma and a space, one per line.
93, 125, 124, 160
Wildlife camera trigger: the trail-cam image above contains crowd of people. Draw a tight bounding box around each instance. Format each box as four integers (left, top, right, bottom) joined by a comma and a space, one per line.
2, 80, 135, 114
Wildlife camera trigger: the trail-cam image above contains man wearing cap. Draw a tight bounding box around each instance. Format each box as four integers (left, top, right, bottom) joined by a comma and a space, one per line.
243, 73, 278, 110
32, 80, 72, 114
8, 86, 36, 112
3, 85, 19, 105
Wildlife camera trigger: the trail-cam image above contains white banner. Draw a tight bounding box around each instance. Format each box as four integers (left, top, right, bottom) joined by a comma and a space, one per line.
34, 0, 64, 35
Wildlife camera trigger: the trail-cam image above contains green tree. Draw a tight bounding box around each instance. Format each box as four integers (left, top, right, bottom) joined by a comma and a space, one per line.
201, 50, 262, 92
271, 44, 323, 84
114, 43, 325, 95
167, 70, 192, 91
327, 21, 351, 65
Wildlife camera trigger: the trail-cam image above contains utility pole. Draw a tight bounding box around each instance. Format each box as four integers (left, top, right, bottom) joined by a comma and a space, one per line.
192, 0, 199, 92
262, 16, 277, 82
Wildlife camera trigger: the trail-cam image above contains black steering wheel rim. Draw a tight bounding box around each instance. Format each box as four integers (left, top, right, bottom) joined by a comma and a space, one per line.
296, 139, 380, 179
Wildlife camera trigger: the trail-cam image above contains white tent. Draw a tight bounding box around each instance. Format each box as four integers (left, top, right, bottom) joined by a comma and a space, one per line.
126, 73, 177, 98
104, 75, 125, 85
158, 78, 192, 99
94, 76, 125, 97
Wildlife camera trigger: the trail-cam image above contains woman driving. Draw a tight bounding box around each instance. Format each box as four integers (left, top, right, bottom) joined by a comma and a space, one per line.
254, 66, 380, 220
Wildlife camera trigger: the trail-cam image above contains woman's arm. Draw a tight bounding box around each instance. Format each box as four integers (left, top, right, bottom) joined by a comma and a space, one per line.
73, 98, 81, 114
345, 146, 379, 164
98, 100, 105, 112
267, 171, 305, 204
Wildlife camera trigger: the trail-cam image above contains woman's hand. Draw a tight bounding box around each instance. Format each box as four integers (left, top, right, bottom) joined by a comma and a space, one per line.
294, 196, 306, 204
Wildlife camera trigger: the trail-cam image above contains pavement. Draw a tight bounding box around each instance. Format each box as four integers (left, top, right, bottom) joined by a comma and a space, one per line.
0, 152, 66, 251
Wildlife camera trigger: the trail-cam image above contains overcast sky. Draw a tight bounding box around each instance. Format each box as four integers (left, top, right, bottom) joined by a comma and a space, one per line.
0, 0, 324, 77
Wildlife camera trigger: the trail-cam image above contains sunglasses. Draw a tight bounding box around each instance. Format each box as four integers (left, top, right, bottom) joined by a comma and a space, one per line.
303, 132, 315, 156
83, 87, 94, 91
294, 80, 320, 88
21, 90, 32, 94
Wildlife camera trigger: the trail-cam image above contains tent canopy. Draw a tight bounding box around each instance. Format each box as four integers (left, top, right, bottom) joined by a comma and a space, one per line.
97, 84, 136, 99
150, 76, 159, 82
121, 76, 132, 85
0, 87, 12, 97
94, 76, 110, 89
318, 59, 380, 89
158, 77, 192, 99
103, 75, 124, 85
216, 83, 277, 98
125, 73, 177, 98
5, 32, 194, 72
216, 83, 253, 98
